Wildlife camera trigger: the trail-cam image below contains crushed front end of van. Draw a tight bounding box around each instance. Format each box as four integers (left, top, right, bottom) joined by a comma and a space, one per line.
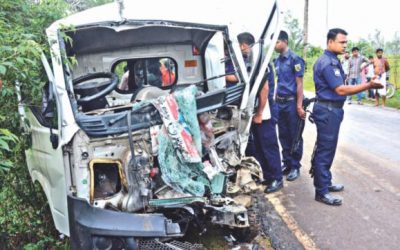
17, 0, 283, 249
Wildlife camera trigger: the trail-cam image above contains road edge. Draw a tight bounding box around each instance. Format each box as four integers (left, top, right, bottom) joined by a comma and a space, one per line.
264, 192, 318, 250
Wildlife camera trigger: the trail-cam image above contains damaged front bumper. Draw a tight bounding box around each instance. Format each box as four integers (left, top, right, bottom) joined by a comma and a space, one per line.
68, 195, 182, 249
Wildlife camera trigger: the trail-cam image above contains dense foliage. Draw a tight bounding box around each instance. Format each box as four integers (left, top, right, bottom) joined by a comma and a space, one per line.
0, 0, 114, 248
0, 0, 69, 248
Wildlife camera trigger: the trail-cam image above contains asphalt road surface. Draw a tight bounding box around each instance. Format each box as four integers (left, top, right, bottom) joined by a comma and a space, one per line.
267, 103, 400, 250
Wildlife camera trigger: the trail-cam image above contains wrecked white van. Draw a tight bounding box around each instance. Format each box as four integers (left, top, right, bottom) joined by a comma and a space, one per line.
18, 0, 283, 249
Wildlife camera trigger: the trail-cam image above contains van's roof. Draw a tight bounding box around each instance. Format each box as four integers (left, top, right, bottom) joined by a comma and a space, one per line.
49, 0, 277, 38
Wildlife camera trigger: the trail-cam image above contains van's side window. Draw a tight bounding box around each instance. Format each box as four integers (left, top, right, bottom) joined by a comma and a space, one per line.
22, 82, 59, 128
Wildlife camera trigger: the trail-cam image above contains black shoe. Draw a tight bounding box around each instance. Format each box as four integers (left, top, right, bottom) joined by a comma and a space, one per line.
328, 184, 344, 192
259, 179, 271, 186
315, 193, 342, 206
286, 169, 300, 181
282, 165, 290, 175
264, 180, 283, 193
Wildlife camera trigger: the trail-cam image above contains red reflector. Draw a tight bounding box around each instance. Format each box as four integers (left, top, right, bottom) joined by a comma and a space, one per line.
185, 60, 197, 67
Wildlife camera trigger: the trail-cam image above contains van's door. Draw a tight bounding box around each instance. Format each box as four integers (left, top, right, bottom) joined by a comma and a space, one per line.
20, 54, 69, 236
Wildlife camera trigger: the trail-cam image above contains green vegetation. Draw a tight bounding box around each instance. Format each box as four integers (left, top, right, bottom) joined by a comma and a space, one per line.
386, 56, 400, 109
304, 57, 317, 92
0, 120, 18, 173
388, 56, 400, 87
384, 91, 400, 109
0, 0, 70, 248
0, 0, 111, 248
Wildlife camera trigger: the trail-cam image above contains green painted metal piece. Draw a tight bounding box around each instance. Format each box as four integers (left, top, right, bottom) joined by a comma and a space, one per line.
149, 197, 206, 207
211, 173, 226, 194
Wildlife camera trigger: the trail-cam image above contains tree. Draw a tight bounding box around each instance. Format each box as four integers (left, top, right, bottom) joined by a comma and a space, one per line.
385, 32, 400, 55
303, 0, 309, 60
307, 45, 324, 58
385, 32, 400, 86
347, 39, 374, 57
284, 12, 304, 55
368, 29, 385, 50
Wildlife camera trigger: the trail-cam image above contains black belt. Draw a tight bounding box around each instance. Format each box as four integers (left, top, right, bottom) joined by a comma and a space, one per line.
276, 95, 295, 103
316, 100, 344, 109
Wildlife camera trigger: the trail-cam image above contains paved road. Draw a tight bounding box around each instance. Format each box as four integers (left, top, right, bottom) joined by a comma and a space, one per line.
268, 103, 400, 250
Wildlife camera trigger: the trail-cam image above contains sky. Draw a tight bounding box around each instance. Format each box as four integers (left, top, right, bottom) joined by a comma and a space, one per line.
280, 0, 399, 47
83, 0, 398, 49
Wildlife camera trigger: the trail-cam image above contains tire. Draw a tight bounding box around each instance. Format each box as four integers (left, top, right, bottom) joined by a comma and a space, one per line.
386, 82, 396, 99
231, 191, 267, 242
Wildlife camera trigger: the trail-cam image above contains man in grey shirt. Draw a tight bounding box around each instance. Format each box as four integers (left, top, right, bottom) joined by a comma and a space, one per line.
347, 47, 368, 104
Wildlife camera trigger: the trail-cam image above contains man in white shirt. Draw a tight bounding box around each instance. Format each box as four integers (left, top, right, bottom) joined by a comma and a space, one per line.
365, 56, 375, 99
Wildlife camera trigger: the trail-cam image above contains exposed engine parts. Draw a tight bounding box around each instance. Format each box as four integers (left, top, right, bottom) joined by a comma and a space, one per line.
68, 105, 264, 239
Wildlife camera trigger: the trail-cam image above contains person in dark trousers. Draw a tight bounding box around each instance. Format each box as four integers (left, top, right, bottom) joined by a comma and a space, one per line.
347, 47, 368, 104
247, 64, 283, 193
239, 32, 282, 193
311, 28, 383, 206
273, 31, 306, 182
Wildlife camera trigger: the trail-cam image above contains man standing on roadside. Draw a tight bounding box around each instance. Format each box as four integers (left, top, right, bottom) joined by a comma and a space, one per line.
248, 63, 283, 193
242, 32, 283, 193
341, 51, 350, 85
366, 56, 376, 99
374, 48, 390, 107
311, 28, 383, 206
347, 47, 368, 104
273, 31, 306, 182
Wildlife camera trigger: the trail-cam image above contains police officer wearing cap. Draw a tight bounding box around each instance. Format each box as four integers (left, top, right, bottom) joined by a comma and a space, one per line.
312, 28, 383, 206
273, 31, 306, 182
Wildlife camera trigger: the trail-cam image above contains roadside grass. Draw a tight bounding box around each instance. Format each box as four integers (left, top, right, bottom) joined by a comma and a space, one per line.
304, 57, 316, 93
388, 56, 400, 87
385, 91, 400, 108
360, 90, 400, 109
386, 56, 400, 108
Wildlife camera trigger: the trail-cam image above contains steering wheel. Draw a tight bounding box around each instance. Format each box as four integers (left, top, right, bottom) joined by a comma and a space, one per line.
73, 72, 119, 104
